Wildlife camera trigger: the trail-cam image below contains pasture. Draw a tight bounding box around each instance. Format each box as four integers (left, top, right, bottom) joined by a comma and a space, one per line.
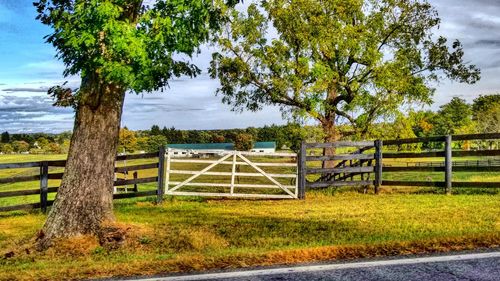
0, 152, 499, 280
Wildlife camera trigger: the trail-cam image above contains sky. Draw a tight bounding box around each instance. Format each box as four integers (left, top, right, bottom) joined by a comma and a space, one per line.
0, 0, 499, 133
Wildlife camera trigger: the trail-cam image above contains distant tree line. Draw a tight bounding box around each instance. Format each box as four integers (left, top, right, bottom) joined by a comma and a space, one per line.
0, 131, 71, 154
368, 94, 500, 151
117, 123, 325, 153
1, 94, 498, 155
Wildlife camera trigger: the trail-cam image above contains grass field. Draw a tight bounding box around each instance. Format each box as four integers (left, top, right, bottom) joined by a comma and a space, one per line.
0, 191, 499, 280
0, 153, 499, 280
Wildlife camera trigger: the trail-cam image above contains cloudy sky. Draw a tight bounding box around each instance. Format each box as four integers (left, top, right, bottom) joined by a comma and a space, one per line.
0, 0, 499, 133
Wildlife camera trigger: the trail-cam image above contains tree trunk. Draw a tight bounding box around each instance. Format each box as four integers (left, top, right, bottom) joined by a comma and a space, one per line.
321, 85, 341, 169
38, 80, 125, 248
321, 118, 340, 169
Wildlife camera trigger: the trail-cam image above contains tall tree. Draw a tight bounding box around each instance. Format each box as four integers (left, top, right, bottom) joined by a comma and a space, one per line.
472, 94, 500, 120
432, 97, 472, 135
34, 0, 237, 247
1, 132, 9, 143
475, 103, 500, 134
150, 125, 161, 136
210, 0, 480, 160
118, 127, 138, 153
234, 133, 254, 151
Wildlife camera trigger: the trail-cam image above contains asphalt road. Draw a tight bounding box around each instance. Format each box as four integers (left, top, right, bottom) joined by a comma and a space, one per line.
131, 251, 500, 281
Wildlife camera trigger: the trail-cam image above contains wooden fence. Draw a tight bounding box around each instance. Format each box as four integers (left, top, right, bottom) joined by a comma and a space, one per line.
299, 133, 500, 195
0, 151, 161, 213
0, 147, 302, 213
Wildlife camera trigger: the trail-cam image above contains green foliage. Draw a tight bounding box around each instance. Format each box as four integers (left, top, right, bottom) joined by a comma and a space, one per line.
210, 0, 480, 140
1, 132, 10, 143
234, 133, 254, 151
150, 125, 161, 136
1, 143, 13, 154
144, 135, 168, 152
370, 114, 419, 151
11, 141, 30, 153
472, 94, 500, 120
34, 0, 238, 106
432, 97, 472, 135
475, 104, 500, 134
118, 128, 138, 153
44, 143, 63, 154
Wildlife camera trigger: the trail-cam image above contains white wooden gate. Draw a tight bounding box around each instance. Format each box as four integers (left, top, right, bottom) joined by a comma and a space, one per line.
164, 149, 299, 199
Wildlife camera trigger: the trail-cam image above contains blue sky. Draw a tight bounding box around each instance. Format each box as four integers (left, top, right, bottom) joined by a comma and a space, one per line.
1, 0, 500, 133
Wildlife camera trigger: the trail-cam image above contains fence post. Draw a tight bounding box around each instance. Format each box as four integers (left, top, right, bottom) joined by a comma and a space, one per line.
133, 171, 138, 192
40, 161, 49, 213
157, 146, 166, 203
445, 135, 452, 195
297, 141, 307, 200
374, 140, 383, 194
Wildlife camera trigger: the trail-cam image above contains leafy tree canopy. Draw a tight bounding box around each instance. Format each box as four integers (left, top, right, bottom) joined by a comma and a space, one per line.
210, 0, 480, 141
35, 0, 238, 107
472, 94, 500, 120
234, 133, 254, 151
432, 97, 472, 135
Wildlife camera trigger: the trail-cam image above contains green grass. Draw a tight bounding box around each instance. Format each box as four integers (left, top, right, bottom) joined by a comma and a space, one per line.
0, 191, 498, 280
0, 154, 499, 280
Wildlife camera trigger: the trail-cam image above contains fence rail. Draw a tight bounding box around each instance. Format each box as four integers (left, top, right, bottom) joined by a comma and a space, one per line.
299, 133, 500, 193
0, 149, 302, 212
0, 152, 160, 212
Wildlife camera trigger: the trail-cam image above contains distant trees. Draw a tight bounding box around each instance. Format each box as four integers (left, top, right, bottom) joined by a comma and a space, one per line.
432, 97, 473, 135
212, 134, 226, 143
1, 143, 13, 154
11, 141, 30, 153
118, 128, 138, 153
143, 135, 168, 153
1, 132, 10, 143
472, 95, 500, 119
234, 133, 254, 151
472, 94, 500, 134
1, 95, 497, 156
0, 132, 68, 154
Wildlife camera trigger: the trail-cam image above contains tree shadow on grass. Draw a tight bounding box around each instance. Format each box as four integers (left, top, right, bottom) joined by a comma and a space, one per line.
117, 203, 366, 255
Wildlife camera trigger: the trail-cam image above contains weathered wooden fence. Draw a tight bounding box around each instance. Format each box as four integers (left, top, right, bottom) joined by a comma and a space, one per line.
298, 133, 500, 195
0, 147, 303, 213
0, 152, 161, 213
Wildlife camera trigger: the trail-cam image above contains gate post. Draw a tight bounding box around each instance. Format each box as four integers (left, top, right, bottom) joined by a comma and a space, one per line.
445, 135, 452, 195
297, 141, 307, 200
157, 146, 166, 203
374, 140, 383, 194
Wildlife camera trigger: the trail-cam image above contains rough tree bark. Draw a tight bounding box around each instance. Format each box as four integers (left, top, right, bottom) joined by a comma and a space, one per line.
320, 116, 340, 169
321, 87, 341, 169
38, 78, 126, 248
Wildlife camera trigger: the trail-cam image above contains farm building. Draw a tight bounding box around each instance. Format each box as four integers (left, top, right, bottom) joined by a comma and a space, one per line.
166, 142, 276, 157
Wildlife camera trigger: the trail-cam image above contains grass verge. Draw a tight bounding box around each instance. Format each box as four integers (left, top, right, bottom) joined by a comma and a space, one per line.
0, 191, 499, 280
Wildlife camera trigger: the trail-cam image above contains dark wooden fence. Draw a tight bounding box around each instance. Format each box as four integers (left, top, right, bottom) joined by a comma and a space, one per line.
0, 151, 162, 213
298, 133, 500, 195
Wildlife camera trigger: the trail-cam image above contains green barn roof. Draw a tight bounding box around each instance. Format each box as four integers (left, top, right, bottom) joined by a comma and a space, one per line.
166, 141, 276, 150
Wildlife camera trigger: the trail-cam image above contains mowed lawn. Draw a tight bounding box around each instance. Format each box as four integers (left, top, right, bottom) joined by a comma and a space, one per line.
0, 153, 499, 280
0, 191, 499, 280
